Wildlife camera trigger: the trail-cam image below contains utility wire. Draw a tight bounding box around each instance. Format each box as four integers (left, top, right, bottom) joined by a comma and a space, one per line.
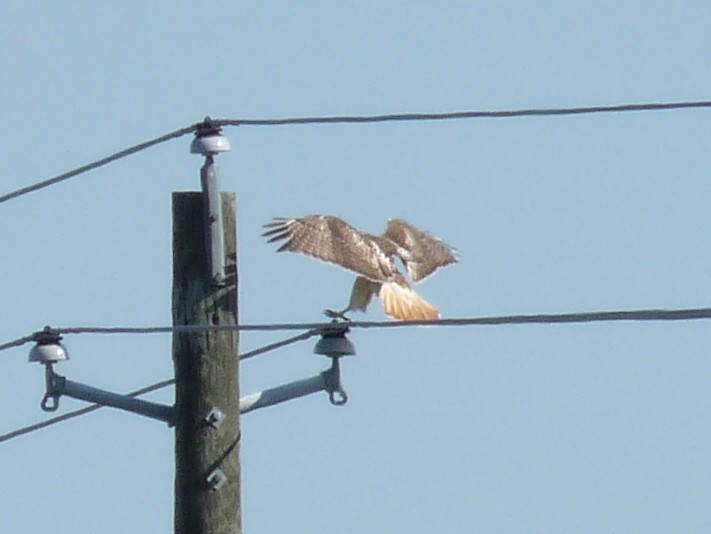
0, 379, 175, 444
348, 307, 711, 329
0, 330, 317, 444
218, 100, 711, 127
2, 306, 710, 355
0, 334, 36, 353
239, 329, 320, 360
2, 100, 710, 205
40, 306, 711, 332
2, 305, 710, 442
0, 124, 198, 205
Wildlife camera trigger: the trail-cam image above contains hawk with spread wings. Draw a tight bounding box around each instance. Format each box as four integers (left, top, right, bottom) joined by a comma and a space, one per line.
262, 215, 458, 321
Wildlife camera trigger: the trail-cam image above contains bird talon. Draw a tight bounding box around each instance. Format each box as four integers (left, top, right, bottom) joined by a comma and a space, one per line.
323, 309, 351, 321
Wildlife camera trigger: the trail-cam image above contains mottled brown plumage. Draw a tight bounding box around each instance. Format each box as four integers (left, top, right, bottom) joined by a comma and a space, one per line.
262, 215, 458, 321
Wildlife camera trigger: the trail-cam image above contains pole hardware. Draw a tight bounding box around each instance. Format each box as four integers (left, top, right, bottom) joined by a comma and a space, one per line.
29, 326, 70, 364
235, 324, 356, 413
206, 468, 228, 492
27, 330, 174, 425
190, 117, 231, 156
27, 327, 69, 412
204, 406, 226, 429
190, 117, 231, 285
313, 321, 356, 406
323, 357, 348, 406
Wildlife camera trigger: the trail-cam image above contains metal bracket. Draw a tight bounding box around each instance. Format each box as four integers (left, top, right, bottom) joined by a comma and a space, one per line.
200, 158, 225, 285
191, 117, 230, 286
314, 322, 354, 405
206, 468, 228, 491
40, 392, 61, 412
40, 363, 63, 411
37, 364, 174, 425
323, 357, 348, 406
204, 406, 226, 429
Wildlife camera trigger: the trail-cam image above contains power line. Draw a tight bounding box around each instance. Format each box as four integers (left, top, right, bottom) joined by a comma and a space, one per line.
0, 379, 174, 444
2, 306, 710, 355
348, 306, 711, 329
219, 100, 711, 127
239, 329, 320, 360
39, 306, 711, 331
2, 305, 710, 442
1, 99, 710, 205
0, 124, 198, 205
0, 334, 35, 353
0, 330, 317, 444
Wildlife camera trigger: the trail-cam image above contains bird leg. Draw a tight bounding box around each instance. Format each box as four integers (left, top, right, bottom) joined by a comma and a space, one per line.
323, 277, 380, 321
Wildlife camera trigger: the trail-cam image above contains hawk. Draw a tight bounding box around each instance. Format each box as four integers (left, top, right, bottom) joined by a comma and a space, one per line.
262, 215, 458, 321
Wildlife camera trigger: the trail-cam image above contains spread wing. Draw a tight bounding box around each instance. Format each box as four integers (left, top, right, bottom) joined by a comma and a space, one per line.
383, 218, 458, 282
262, 215, 398, 282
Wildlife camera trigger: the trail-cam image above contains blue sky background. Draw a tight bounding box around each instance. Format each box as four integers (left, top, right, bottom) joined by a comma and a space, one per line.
2, 2, 711, 532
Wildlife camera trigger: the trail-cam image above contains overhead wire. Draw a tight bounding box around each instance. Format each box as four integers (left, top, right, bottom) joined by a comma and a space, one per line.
0, 123, 198, 205
0, 379, 175, 445
0, 334, 36, 353
239, 329, 320, 360
3, 305, 710, 443
347, 306, 711, 329
30, 306, 711, 333
1, 99, 710, 205
2, 306, 710, 355
218, 100, 711, 127
0, 329, 318, 444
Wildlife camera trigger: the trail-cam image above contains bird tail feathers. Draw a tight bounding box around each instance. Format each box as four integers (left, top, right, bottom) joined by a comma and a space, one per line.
379, 281, 440, 321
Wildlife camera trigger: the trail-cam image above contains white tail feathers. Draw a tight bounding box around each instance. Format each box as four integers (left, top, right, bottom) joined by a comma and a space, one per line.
379, 281, 440, 321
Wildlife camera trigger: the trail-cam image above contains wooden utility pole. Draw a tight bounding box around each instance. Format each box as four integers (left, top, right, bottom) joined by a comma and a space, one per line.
172, 191, 241, 533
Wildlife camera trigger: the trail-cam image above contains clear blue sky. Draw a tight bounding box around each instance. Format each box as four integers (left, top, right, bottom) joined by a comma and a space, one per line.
2, 2, 711, 532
